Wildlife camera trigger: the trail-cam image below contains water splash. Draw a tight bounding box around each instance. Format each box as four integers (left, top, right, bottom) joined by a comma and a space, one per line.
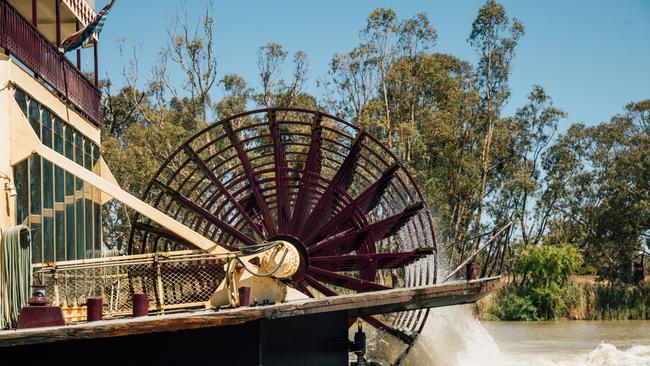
399, 305, 505, 366
394, 305, 650, 366
517, 344, 650, 366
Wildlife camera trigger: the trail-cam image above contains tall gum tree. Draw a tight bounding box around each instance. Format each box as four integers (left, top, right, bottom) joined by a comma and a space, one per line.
464, 0, 524, 261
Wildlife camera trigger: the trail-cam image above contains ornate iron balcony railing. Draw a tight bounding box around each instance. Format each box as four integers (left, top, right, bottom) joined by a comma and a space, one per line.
0, 0, 101, 125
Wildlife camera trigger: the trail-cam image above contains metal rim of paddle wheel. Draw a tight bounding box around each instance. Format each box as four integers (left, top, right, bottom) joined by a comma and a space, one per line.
127, 107, 438, 344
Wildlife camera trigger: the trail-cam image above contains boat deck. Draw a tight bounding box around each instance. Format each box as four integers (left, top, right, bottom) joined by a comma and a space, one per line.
0, 277, 499, 348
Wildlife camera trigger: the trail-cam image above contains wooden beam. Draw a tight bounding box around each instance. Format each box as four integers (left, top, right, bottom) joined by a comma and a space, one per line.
10, 114, 229, 254
0, 277, 501, 348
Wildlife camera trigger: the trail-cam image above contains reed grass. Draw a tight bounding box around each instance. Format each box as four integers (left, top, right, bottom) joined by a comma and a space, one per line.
482, 282, 650, 320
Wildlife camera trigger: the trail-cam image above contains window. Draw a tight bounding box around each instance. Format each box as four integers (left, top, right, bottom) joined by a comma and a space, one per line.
13, 87, 104, 263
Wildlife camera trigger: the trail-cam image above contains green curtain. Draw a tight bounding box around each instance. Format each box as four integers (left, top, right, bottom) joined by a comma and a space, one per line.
0, 225, 32, 329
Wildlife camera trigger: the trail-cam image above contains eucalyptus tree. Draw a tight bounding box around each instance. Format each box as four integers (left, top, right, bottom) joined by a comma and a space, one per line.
466, 0, 524, 257
164, 1, 218, 122
256, 43, 311, 109
543, 100, 650, 282
488, 86, 566, 247
325, 10, 437, 145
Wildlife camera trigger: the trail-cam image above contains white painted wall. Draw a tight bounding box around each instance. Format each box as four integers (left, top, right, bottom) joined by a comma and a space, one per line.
0, 54, 15, 232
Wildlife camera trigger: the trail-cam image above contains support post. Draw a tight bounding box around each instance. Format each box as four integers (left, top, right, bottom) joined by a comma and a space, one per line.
31, 0, 37, 26
154, 254, 165, 314
93, 43, 98, 87
55, 0, 61, 46
75, 20, 81, 69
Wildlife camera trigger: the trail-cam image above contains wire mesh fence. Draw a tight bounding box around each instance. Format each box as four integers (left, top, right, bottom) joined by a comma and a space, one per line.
33, 250, 230, 322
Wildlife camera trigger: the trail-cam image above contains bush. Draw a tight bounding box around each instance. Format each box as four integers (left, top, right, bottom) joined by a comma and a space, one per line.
512, 244, 583, 290
489, 243, 584, 320
584, 283, 650, 320
561, 282, 585, 319
486, 279, 650, 321
489, 289, 539, 321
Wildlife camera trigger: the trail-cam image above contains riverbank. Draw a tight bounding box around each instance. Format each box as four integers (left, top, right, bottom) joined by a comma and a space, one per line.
476, 279, 650, 321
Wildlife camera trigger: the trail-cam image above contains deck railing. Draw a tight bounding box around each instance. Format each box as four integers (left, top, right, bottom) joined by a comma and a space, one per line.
0, 0, 101, 125
34, 250, 229, 321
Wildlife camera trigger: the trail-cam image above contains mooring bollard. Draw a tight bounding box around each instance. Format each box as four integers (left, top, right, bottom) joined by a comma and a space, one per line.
132, 293, 149, 317
86, 297, 103, 322
239, 287, 251, 307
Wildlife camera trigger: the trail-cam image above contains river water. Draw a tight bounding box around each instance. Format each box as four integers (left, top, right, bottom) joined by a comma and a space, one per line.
383, 305, 650, 366
484, 319, 650, 365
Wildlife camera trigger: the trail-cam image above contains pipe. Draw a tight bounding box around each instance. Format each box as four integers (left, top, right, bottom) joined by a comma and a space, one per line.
442, 222, 513, 283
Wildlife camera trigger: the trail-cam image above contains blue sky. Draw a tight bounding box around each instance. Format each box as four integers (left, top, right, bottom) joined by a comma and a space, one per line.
95, 0, 650, 129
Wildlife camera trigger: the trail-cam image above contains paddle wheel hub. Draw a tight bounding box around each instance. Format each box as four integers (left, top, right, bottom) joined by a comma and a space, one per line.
266, 234, 310, 281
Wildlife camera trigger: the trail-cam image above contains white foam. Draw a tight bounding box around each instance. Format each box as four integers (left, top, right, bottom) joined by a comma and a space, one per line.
398, 305, 650, 366
507, 344, 650, 366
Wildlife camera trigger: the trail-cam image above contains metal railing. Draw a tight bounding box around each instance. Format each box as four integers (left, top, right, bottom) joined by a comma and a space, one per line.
0, 0, 101, 125
34, 250, 230, 321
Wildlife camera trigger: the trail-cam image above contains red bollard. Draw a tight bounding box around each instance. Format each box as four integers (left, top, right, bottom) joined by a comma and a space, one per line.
239, 287, 251, 307
17, 286, 65, 329
132, 293, 149, 317
86, 297, 103, 322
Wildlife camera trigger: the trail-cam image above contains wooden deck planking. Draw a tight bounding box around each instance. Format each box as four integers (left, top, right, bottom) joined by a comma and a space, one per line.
0, 277, 499, 348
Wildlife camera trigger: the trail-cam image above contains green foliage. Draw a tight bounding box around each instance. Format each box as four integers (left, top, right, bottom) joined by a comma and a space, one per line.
513, 244, 583, 289
528, 284, 562, 320
543, 101, 650, 283
469, 0, 524, 112
560, 282, 584, 319
487, 281, 650, 321
584, 283, 650, 320
98, 0, 648, 288
489, 288, 538, 321
489, 244, 583, 320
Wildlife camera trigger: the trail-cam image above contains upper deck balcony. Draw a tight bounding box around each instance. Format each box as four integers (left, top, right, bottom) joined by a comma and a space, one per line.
0, 0, 101, 125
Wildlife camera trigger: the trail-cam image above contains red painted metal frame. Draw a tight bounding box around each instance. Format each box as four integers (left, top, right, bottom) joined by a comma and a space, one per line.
224, 121, 276, 236
128, 108, 439, 344
290, 113, 322, 233
309, 248, 434, 272
0, 0, 102, 125
183, 145, 264, 239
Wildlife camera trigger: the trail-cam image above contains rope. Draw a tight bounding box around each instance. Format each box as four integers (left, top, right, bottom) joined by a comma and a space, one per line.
224, 242, 291, 307
225, 241, 290, 279
0, 225, 32, 329
232, 247, 289, 278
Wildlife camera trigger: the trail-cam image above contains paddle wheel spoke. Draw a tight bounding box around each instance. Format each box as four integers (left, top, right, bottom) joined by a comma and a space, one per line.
290, 113, 322, 232
133, 222, 191, 247
310, 248, 434, 272
153, 180, 257, 246
294, 280, 315, 298
298, 133, 365, 239
309, 202, 425, 256
304, 275, 338, 297
224, 121, 276, 236
303, 164, 401, 245
270, 111, 291, 234
183, 145, 264, 239
308, 267, 389, 292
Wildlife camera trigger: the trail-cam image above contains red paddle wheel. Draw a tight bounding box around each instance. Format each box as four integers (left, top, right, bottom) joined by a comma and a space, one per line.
128, 108, 438, 343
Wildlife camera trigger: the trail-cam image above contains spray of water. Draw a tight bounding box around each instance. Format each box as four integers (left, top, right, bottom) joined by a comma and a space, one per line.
398, 305, 505, 366
391, 304, 650, 366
